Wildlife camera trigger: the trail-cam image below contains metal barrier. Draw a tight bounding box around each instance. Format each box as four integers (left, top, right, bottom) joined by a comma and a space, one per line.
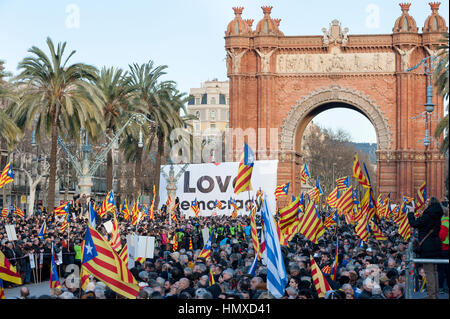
405, 241, 449, 299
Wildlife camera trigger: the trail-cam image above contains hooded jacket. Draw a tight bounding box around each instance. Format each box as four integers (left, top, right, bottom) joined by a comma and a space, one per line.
408, 202, 443, 258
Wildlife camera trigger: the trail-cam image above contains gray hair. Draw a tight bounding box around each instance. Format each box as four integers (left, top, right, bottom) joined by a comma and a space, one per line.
372, 284, 383, 296
223, 268, 235, 277
195, 288, 213, 299
94, 287, 105, 299
285, 287, 298, 296
59, 292, 75, 299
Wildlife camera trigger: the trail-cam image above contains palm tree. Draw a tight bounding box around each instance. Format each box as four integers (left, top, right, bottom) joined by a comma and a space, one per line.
11, 37, 105, 211
433, 32, 449, 154
93, 66, 135, 191
125, 61, 193, 206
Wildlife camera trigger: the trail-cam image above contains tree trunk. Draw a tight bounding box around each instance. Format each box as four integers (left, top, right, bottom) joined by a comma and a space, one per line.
48, 122, 58, 212
106, 129, 113, 192
154, 135, 164, 209
28, 183, 36, 217
134, 146, 143, 201
107, 149, 113, 192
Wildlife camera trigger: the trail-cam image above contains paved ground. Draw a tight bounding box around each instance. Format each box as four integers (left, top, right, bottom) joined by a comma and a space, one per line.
4, 280, 53, 299
4, 281, 449, 299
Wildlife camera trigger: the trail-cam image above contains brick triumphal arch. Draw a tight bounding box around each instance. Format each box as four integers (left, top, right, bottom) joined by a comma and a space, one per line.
225, 3, 447, 201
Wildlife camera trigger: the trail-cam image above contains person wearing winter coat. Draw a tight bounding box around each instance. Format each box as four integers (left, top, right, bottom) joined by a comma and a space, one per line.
408, 197, 444, 299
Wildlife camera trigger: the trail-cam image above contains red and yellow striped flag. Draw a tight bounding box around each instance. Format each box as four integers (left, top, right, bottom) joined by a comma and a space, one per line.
234, 143, 254, 195
355, 209, 369, 242
110, 211, 122, 252
82, 226, 139, 299
0, 250, 22, 285
326, 187, 339, 208
98, 190, 116, 218
310, 255, 332, 298
274, 182, 290, 199
352, 154, 371, 188
189, 238, 193, 250
121, 199, 130, 221
298, 201, 325, 244
13, 205, 24, 218
279, 194, 300, 232
369, 220, 387, 241
79, 241, 90, 291
172, 234, 178, 251
336, 185, 354, 215
0, 162, 14, 189
131, 199, 140, 226
307, 187, 320, 204
415, 181, 427, 211
1, 207, 7, 218
396, 212, 411, 241
250, 212, 260, 259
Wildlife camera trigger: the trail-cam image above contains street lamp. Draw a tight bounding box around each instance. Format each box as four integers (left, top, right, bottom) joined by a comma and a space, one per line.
57, 113, 156, 197
408, 52, 440, 187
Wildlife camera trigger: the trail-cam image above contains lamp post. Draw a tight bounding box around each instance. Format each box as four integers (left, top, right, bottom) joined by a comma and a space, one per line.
408, 53, 439, 189
57, 113, 156, 199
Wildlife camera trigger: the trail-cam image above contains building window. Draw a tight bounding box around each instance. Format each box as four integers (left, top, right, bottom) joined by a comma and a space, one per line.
195, 111, 200, 119
227, 98, 230, 105
210, 123, 216, 129
219, 94, 226, 104
195, 98, 200, 105
188, 97, 195, 105
201, 94, 207, 104
210, 97, 216, 105
195, 123, 200, 131
210, 110, 216, 120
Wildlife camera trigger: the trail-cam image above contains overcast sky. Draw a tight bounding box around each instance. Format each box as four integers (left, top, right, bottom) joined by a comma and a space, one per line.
1, 0, 448, 143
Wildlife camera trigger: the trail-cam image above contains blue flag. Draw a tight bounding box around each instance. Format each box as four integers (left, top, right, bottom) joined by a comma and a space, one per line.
247, 255, 258, 276
316, 176, 323, 194
88, 202, 97, 228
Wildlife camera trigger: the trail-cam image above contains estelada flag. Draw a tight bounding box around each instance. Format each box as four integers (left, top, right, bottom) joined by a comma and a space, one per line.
352, 154, 371, 188
300, 163, 310, 184
274, 182, 290, 199
82, 226, 139, 299
98, 190, 116, 218
0, 162, 14, 189
50, 244, 61, 289
0, 250, 22, 285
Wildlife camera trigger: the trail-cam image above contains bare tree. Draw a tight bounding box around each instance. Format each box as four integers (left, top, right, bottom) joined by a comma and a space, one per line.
303, 126, 376, 197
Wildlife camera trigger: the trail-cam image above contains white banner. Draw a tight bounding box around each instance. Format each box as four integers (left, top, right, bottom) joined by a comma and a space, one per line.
135, 236, 155, 259
202, 228, 210, 246
103, 220, 113, 234
5, 224, 17, 241
29, 253, 35, 269
159, 160, 278, 217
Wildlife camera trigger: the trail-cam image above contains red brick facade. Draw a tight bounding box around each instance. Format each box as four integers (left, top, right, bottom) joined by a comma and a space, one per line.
225, 4, 447, 202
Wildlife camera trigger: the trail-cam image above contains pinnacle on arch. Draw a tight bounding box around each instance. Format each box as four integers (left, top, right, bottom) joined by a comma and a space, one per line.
261, 6, 273, 16
429, 2, 441, 12
399, 2, 411, 13
232, 7, 244, 16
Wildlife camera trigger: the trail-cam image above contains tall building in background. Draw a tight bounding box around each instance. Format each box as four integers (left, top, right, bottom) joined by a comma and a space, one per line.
187, 79, 229, 140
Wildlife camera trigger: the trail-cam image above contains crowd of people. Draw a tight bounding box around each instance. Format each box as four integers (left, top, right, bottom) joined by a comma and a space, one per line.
1, 193, 448, 300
